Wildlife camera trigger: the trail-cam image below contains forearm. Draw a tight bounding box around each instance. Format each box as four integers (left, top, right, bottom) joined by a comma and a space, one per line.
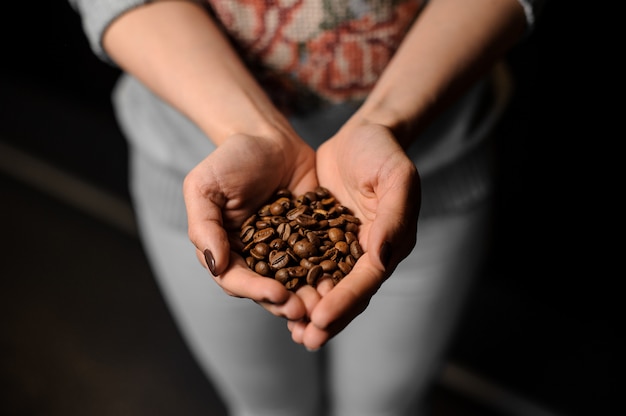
350, 0, 527, 148
102, 1, 295, 145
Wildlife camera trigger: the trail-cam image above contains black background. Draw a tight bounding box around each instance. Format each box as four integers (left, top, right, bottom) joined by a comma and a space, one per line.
0, 1, 618, 415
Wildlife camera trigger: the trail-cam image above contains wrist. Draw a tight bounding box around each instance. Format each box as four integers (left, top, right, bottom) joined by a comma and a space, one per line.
343, 101, 428, 150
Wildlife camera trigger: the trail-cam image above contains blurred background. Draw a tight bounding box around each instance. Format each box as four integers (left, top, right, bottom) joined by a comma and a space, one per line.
0, 1, 617, 415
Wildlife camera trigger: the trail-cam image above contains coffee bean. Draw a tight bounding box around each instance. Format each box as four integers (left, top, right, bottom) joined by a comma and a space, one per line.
255, 261, 271, 276
274, 268, 290, 284
350, 240, 364, 259
269, 238, 286, 251
251, 242, 270, 260
269, 250, 290, 270
239, 188, 363, 290
286, 205, 307, 220
240, 225, 255, 244
253, 228, 275, 243
306, 264, 323, 286
328, 227, 344, 243
335, 241, 350, 255
293, 240, 317, 258
277, 222, 292, 240
320, 259, 337, 273
288, 266, 308, 278
337, 260, 352, 275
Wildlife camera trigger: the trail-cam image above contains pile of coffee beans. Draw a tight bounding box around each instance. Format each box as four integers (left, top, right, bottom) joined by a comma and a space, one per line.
239, 187, 363, 291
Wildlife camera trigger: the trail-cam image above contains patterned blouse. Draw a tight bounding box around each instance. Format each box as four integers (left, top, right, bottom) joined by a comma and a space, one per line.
205, 0, 425, 112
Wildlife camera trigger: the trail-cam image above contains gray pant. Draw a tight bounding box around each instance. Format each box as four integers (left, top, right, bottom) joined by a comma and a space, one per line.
118, 63, 508, 415
130, 148, 491, 416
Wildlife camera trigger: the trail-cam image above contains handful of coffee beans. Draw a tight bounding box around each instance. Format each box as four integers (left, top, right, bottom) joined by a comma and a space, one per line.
239, 187, 363, 291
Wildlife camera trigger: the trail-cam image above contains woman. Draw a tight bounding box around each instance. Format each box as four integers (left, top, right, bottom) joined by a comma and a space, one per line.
69, 0, 543, 414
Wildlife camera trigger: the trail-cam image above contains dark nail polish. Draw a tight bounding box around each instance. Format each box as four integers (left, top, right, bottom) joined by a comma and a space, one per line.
379, 241, 392, 269
204, 249, 217, 276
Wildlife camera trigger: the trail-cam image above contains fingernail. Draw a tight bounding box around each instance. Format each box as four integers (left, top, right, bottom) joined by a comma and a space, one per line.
203, 249, 217, 276
380, 241, 392, 269
306, 347, 320, 353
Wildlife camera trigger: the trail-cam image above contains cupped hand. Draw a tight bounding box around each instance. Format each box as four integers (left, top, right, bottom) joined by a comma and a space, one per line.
289, 123, 421, 350
183, 133, 318, 320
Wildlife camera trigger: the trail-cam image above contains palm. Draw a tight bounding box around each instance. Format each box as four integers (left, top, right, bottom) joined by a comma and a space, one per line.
295, 123, 420, 349
183, 133, 318, 319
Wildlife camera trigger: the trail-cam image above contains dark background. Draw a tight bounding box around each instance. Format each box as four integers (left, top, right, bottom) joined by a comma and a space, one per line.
0, 1, 617, 415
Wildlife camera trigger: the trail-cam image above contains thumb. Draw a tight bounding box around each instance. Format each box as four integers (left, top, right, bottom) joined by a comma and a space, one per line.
368, 166, 420, 274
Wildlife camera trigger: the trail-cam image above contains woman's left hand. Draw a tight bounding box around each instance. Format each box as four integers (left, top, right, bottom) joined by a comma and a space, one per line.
288, 123, 421, 350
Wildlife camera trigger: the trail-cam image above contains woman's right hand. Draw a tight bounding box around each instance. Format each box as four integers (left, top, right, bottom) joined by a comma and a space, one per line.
183, 133, 319, 321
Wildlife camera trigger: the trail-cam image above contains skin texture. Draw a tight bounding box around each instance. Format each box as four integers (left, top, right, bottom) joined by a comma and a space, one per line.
103, 0, 526, 350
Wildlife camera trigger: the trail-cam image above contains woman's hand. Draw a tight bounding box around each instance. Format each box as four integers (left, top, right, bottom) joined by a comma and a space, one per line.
288, 123, 421, 350
183, 133, 319, 321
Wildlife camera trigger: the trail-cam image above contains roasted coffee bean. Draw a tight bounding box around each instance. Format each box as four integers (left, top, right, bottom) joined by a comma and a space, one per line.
285, 277, 300, 290
286, 205, 307, 220
337, 261, 352, 275
328, 227, 345, 243
300, 258, 315, 269
258, 204, 272, 217
332, 270, 344, 284
345, 223, 359, 234
320, 259, 337, 273
270, 197, 290, 215
277, 222, 292, 240
240, 225, 255, 244
238, 188, 363, 290
274, 268, 290, 284
269, 238, 286, 251
328, 217, 345, 227
288, 266, 308, 278
255, 220, 272, 229
270, 215, 288, 226
287, 233, 300, 247
241, 214, 257, 229
308, 191, 320, 201
245, 256, 255, 269
284, 248, 298, 263
253, 228, 275, 243
335, 241, 350, 255
269, 250, 290, 270
350, 240, 364, 259
293, 240, 317, 258
322, 247, 339, 261
295, 214, 317, 228
315, 187, 330, 198
251, 242, 270, 260
276, 189, 292, 198
306, 264, 323, 286
255, 261, 271, 276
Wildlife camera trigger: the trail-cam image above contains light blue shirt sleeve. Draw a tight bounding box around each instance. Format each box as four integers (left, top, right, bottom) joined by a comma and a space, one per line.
516, 0, 548, 31
68, 0, 147, 64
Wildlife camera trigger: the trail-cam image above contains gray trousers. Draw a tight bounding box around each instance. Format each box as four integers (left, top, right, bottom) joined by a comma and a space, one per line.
118, 64, 508, 415
130, 148, 491, 416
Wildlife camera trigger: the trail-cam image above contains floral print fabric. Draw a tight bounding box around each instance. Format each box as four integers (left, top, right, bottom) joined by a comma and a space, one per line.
206, 0, 424, 111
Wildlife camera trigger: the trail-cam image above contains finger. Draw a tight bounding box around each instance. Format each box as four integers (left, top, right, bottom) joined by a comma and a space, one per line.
257, 291, 308, 321
308, 252, 381, 331
289, 320, 308, 345
315, 276, 334, 296
183, 172, 231, 276
287, 285, 322, 344
367, 157, 420, 271
216, 253, 297, 305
